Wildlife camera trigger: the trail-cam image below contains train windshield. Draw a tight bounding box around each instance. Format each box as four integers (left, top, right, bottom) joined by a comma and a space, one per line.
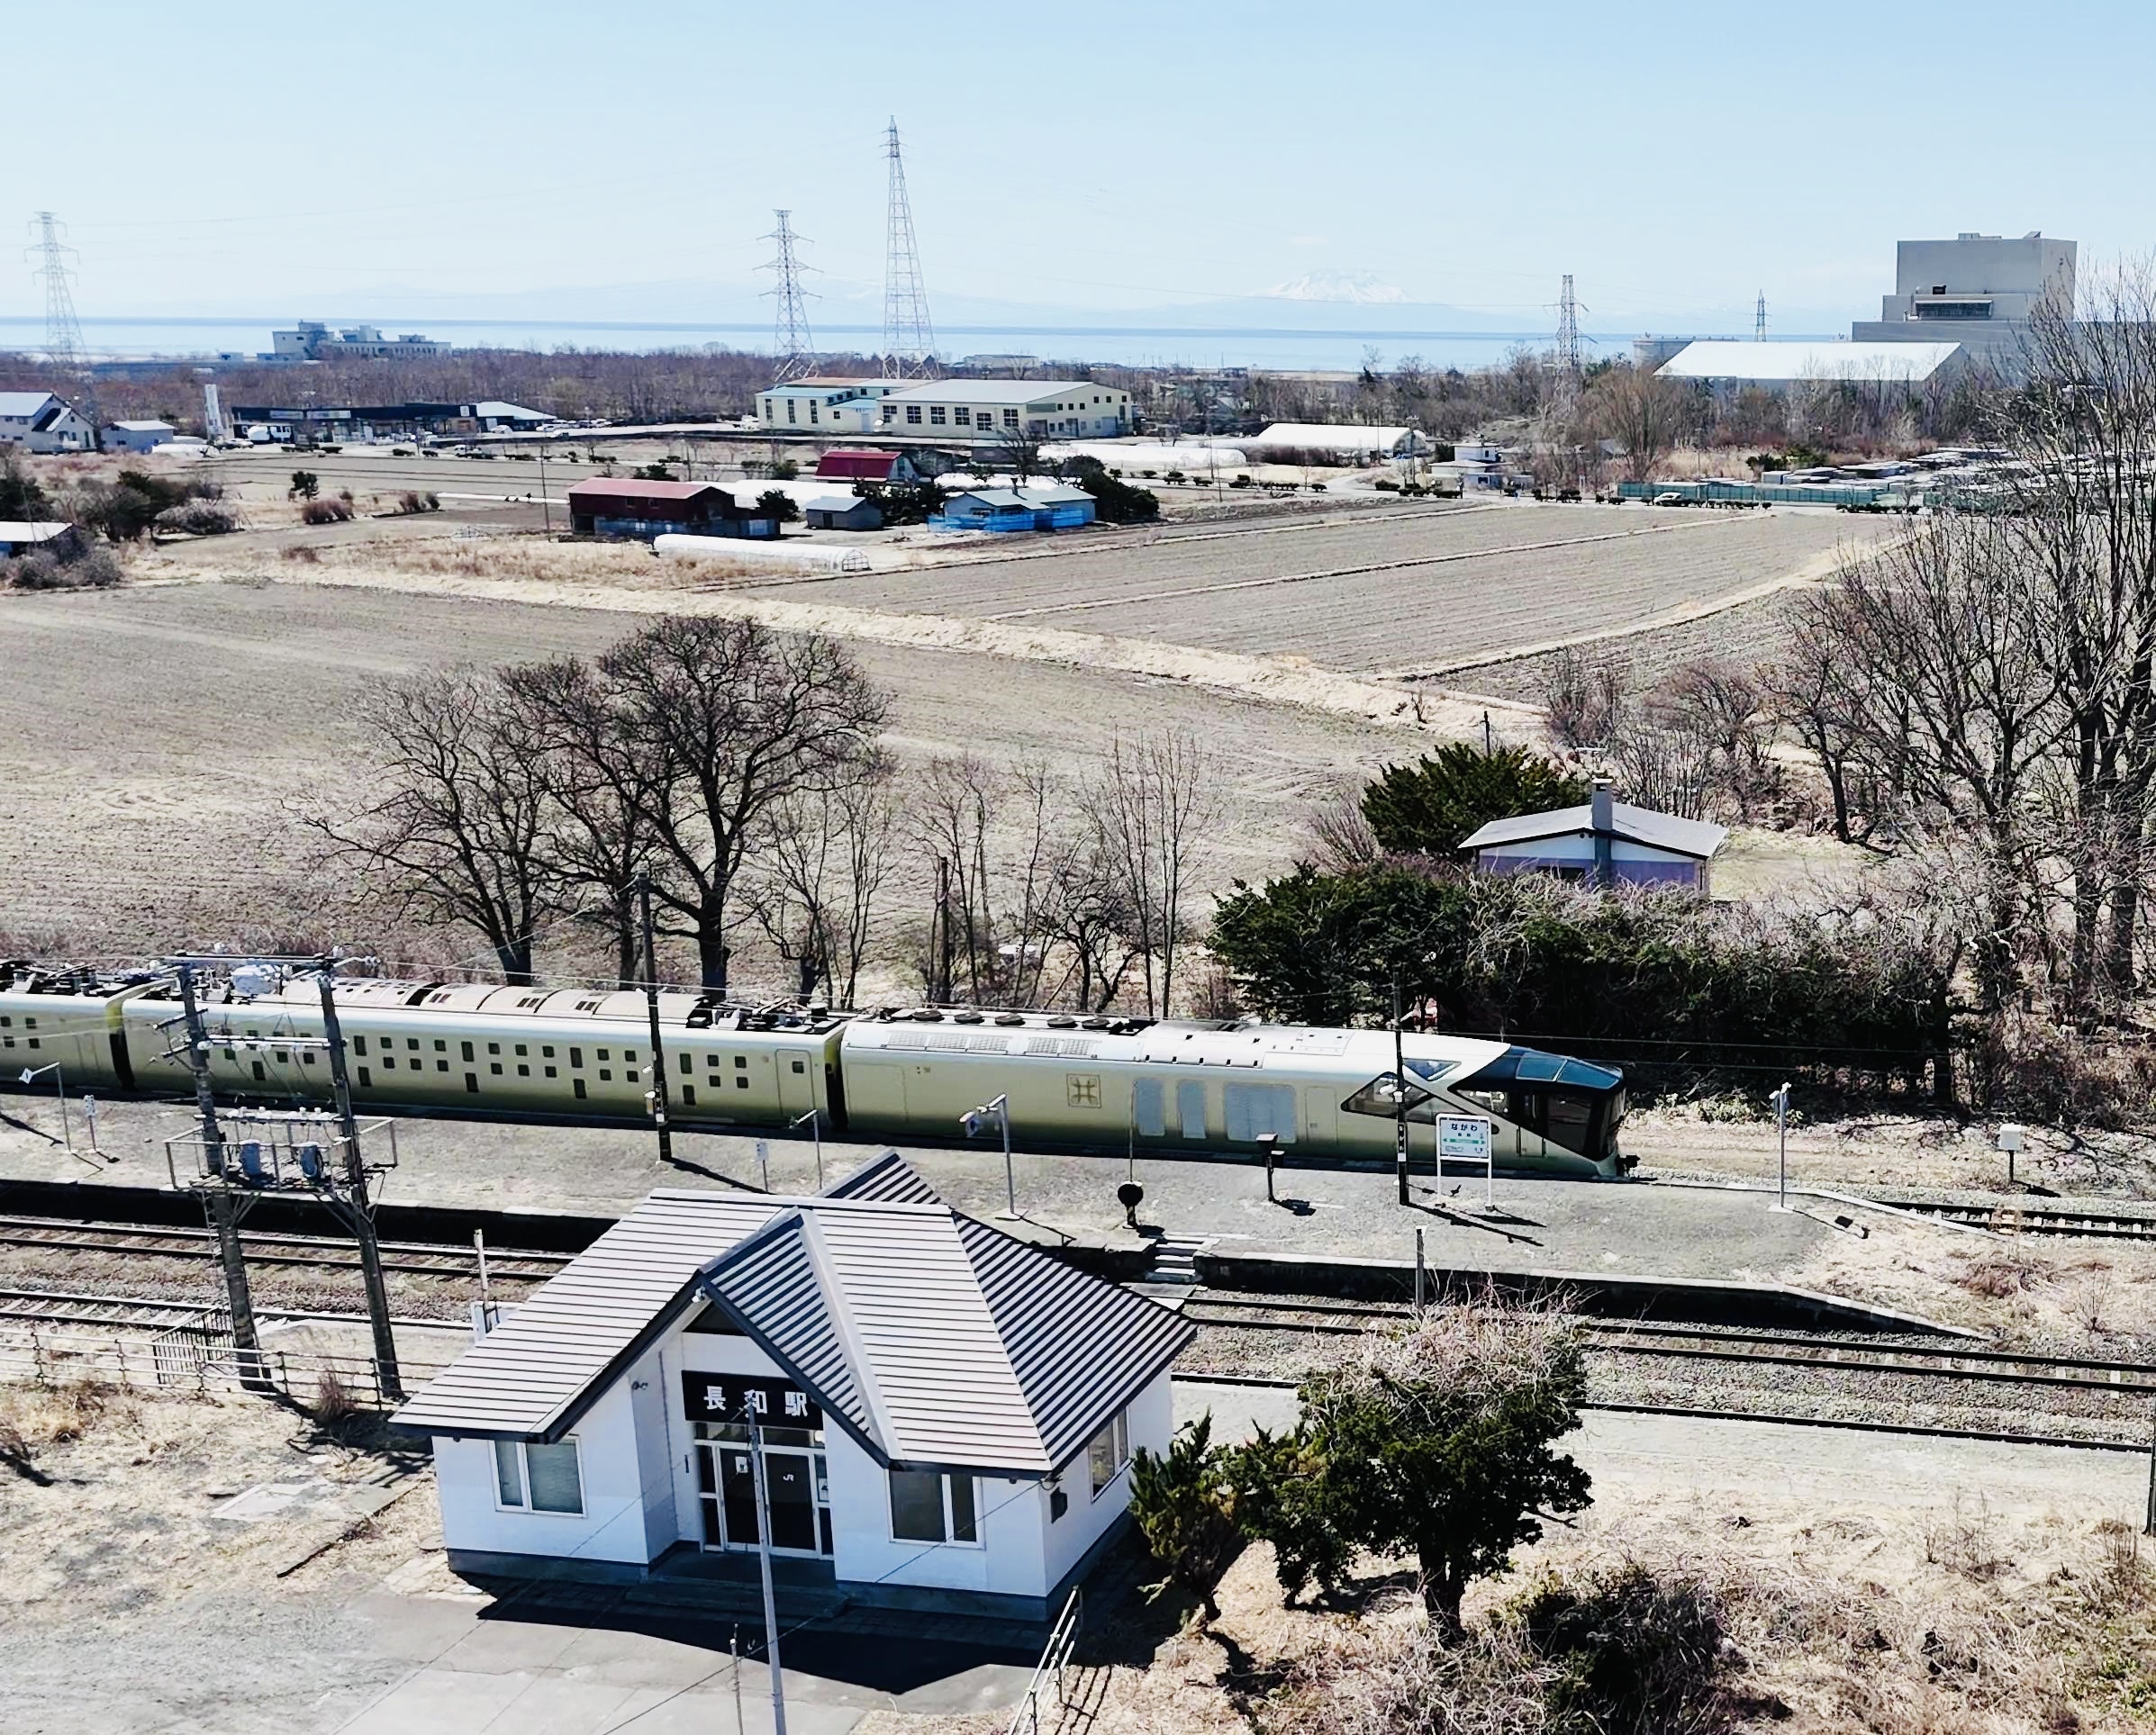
1448, 1046, 1626, 1160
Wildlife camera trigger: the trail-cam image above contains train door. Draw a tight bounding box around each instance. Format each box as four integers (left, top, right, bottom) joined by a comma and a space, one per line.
776, 1048, 815, 1118
1302, 1086, 1336, 1148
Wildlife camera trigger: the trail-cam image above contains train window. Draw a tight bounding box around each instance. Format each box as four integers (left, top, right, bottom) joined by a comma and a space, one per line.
23, 1017, 34, 1028
1340, 1074, 1436, 1122
1454, 1087, 1507, 1116
383, 1055, 395, 1070
735, 1055, 747, 1070
302, 1053, 315, 1066
542, 1044, 555, 1058
437, 1060, 448, 1073
0, 1016, 9, 1026
569, 1047, 583, 1068
24, 1037, 36, 1049
406, 1038, 419, 1052
488, 1042, 500, 1055
791, 1060, 805, 1074
434, 1039, 446, 1052
466, 1073, 479, 1093
735, 1076, 748, 1089
597, 1048, 610, 1062
624, 1050, 638, 1063
274, 1050, 287, 1063
1177, 1080, 1207, 1141
1132, 1079, 1166, 1136
223, 1046, 236, 1060
461, 1041, 474, 1062
517, 1063, 530, 1077
358, 1066, 371, 1088
251, 1061, 266, 1081
1, 1036, 11, 1049
573, 1078, 587, 1099
678, 1054, 691, 1075
514, 1044, 528, 1057
682, 1085, 696, 1106
599, 1069, 612, 1081
246, 1028, 258, 1038
490, 1062, 503, 1075
353, 1035, 367, 1055
545, 1065, 557, 1079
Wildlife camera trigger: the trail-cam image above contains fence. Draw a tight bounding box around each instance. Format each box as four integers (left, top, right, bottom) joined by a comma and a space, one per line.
0, 1323, 450, 1407
1006, 1586, 1083, 1735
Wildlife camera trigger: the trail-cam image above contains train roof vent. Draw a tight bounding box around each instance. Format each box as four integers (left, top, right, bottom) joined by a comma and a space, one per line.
403, 982, 442, 1008
994, 1013, 1026, 1027
1024, 1035, 1099, 1059
577, 998, 604, 1013
884, 1030, 927, 1050
517, 994, 547, 1010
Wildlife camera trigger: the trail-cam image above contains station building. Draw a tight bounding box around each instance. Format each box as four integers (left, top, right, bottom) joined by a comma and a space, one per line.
393, 1152, 1191, 1622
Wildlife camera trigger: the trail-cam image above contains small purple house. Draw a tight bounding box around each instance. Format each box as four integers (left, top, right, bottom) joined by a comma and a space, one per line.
1460, 782, 1726, 894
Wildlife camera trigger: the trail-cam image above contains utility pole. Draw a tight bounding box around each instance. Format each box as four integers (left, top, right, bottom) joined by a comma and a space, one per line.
317, 971, 402, 1402
177, 963, 269, 1392
1392, 975, 1410, 1206
747, 1403, 789, 1735
1755, 292, 1768, 341
639, 874, 675, 1167
537, 442, 551, 535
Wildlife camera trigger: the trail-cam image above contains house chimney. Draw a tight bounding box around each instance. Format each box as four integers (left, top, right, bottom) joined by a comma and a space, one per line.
1590, 779, 1615, 890
1590, 778, 1614, 832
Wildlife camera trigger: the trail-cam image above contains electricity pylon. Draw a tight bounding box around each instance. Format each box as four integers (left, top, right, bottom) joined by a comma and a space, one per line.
881, 120, 937, 377
760, 210, 820, 383
27, 211, 100, 436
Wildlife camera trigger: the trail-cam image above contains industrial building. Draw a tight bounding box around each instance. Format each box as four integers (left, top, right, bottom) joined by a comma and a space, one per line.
392, 1152, 1191, 1622
879, 381, 1132, 440
101, 420, 177, 454
269, 321, 451, 362
1850, 232, 2074, 372
754, 381, 903, 433
0, 390, 94, 454
1244, 422, 1426, 462
229, 400, 548, 442
566, 477, 782, 541
1462, 783, 1726, 894
1654, 340, 1970, 393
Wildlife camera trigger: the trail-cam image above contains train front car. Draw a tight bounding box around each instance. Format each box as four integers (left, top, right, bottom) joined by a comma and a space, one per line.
836, 1011, 1628, 1179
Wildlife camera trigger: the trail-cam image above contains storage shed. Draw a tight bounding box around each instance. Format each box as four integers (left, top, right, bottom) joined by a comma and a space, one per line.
392, 1152, 1191, 1623
813, 448, 916, 484
1461, 782, 1726, 893
0, 520, 79, 559
931, 485, 1095, 533
101, 420, 177, 454
566, 478, 780, 541
804, 494, 883, 531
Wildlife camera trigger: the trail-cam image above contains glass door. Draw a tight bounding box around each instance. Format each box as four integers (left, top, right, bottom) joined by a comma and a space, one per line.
697, 1439, 831, 1556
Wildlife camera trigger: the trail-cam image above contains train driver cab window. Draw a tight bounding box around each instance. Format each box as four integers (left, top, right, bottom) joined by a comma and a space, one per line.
1339, 1072, 1436, 1122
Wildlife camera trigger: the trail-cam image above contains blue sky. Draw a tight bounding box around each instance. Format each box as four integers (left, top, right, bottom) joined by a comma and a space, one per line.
12, 0, 2153, 330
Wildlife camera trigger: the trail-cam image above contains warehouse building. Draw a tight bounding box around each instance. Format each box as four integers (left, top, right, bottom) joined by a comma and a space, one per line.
1653, 339, 1969, 393
754, 380, 902, 433
393, 1152, 1191, 1622
229, 401, 548, 442
0, 391, 94, 453
269, 321, 451, 361
101, 419, 177, 454
567, 477, 782, 540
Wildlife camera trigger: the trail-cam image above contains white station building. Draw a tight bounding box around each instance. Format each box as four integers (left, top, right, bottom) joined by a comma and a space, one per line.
393, 1152, 1191, 1622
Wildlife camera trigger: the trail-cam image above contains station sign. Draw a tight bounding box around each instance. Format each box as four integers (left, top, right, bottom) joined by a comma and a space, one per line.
681, 1370, 820, 1429
1436, 1115, 1492, 1164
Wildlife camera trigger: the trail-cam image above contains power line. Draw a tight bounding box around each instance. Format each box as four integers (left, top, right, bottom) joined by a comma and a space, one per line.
880, 119, 936, 378
759, 209, 820, 383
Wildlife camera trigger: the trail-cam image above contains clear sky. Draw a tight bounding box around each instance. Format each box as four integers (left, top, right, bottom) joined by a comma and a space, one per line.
12, 0, 2153, 330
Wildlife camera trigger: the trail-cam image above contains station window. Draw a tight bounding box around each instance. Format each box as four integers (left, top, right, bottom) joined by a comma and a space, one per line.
954, 407, 971, 426
1088, 1408, 1131, 1498
302, 1053, 316, 1067
382, 1055, 396, 1070
597, 1048, 610, 1062
1002, 409, 1019, 427
250, 1061, 266, 1082
274, 1050, 287, 1064
706, 1053, 720, 1069
494, 1438, 584, 1515
569, 1047, 583, 1068
0, 1017, 10, 1027
437, 1059, 448, 1073
678, 1053, 691, 1075
625, 1050, 637, 1064
905, 404, 922, 424
929, 405, 946, 424
21, 1017, 32, 1029
791, 1059, 806, 1075
888, 1469, 977, 1545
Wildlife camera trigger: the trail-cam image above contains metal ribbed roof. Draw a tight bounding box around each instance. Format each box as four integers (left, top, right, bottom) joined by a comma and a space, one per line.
1460, 800, 1727, 860
390, 1155, 1192, 1477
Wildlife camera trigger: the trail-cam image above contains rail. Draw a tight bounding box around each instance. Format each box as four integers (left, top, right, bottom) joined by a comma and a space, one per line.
0, 1214, 573, 1281
1006, 1586, 1083, 1735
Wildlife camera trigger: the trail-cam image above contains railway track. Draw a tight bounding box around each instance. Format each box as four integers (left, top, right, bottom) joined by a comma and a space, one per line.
1182, 1293, 2156, 1397
1876, 1198, 2156, 1242
0, 1214, 573, 1283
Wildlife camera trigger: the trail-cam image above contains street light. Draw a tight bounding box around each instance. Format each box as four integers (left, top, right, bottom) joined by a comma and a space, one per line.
792, 1107, 823, 1189
19, 1063, 71, 1153
961, 1094, 1016, 1220
1772, 1080, 1792, 1210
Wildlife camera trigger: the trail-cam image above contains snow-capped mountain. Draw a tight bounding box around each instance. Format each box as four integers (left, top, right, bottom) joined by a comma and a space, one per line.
1264, 270, 1408, 304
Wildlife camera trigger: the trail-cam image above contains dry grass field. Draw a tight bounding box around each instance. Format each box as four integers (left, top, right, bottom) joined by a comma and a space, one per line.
0, 576, 1412, 960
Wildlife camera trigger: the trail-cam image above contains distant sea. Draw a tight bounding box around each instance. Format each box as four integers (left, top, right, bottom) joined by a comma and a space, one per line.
0, 314, 1769, 375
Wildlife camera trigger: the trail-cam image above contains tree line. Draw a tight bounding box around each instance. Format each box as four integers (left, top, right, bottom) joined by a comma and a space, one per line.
313, 614, 1220, 1014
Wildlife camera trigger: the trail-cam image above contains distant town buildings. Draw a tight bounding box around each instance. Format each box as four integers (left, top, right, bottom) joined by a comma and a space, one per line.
0, 390, 94, 453
227, 400, 548, 442
754, 379, 1132, 441
270, 321, 452, 362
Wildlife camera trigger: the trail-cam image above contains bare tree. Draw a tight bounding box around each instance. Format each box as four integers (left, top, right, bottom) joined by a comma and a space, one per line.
1644, 658, 1779, 820
597, 616, 890, 993
1581, 365, 1696, 483
1539, 646, 1629, 750
751, 751, 900, 1008
306, 666, 557, 983
1088, 732, 1223, 1017
990, 419, 1048, 483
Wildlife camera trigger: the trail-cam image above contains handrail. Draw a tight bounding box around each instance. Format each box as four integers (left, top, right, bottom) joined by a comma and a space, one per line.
1006, 1585, 1083, 1735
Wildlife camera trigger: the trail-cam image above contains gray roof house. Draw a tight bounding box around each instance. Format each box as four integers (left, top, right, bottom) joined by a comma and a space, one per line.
394, 1151, 1192, 1623
0, 390, 94, 454
1461, 782, 1727, 893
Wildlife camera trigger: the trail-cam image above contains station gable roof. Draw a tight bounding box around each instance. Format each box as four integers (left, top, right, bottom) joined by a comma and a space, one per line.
389, 1152, 1192, 1477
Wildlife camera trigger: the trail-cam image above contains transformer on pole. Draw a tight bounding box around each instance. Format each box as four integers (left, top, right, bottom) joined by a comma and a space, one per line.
760, 210, 820, 384
881, 119, 937, 378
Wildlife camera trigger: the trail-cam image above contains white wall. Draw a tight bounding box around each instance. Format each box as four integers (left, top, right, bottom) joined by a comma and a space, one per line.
825, 1426, 1051, 1597
1478, 835, 1694, 864
1043, 1369, 1171, 1590
433, 1369, 659, 1566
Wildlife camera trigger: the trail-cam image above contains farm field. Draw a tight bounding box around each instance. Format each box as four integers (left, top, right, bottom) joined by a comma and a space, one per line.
0, 578, 1406, 961
754, 502, 1889, 675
